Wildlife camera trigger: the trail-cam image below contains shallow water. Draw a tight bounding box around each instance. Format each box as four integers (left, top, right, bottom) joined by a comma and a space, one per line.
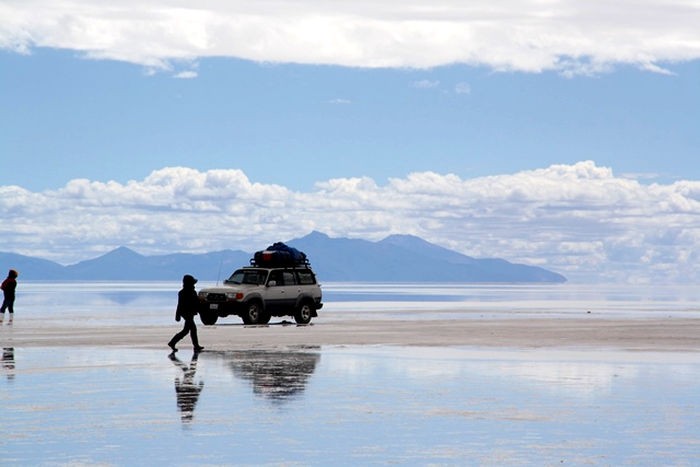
2, 283, 700, 464
1, 345, 699, 465
14, 281, 700, 327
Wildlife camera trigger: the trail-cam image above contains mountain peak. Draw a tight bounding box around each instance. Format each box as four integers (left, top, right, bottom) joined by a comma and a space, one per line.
102, 246, 143, 259
303, 231, 330, 240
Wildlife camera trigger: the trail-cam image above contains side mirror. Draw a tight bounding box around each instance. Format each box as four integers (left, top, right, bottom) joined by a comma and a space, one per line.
267, 280, 277, 287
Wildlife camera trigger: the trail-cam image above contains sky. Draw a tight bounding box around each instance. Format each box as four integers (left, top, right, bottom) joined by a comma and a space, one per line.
1, 0, 700, 284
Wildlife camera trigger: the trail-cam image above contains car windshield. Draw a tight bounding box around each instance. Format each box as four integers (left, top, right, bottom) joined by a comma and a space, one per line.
225, 269, 267, 285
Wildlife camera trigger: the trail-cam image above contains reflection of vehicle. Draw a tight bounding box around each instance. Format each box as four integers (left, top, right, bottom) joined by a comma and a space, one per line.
198, 266, 323, 325
213, 349, 320, 402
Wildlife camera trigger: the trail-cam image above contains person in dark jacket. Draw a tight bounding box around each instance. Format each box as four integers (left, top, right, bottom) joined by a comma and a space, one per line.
0, 269, 18, 324
168, 274, 204, 353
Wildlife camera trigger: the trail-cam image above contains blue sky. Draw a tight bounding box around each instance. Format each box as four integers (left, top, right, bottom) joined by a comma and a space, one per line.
1, 1, 700, 283
3, 50, 699, 191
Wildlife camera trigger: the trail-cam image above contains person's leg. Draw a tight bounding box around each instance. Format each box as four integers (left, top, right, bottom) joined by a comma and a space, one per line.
188, 319, 200, 348
7, 297, 14, 323
169, 320, 192, 350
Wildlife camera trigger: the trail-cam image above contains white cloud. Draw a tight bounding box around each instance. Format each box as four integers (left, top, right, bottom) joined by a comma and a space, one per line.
327, 98, 352, 105
411, 79, 440, 89
173, 70, 198, 79
2, 161, 700, 284
454, 82, 471, 94
1, 1, 699, 74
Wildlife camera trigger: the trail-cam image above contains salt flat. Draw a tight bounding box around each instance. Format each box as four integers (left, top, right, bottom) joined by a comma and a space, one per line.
1, 283, 699, 464
2, 314, 699, 352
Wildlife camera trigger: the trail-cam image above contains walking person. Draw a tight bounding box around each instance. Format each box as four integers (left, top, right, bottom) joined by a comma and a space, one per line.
0, 269, 18, 325
168, 274, 204, 353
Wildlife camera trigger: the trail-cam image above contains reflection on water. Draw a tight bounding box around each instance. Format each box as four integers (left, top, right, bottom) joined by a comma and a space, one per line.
203, 348, 320, 403
1, 347, 14, 381
0, 346, 698, 465
169, 352, 204, 423
167, 348, 320, 424
16, 281, 700, 327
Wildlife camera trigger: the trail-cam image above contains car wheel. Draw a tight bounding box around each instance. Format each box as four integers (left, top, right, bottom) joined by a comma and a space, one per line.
242, 300, 263, 324
259, 310, 271, 324
199, 310, 218, 325
294, 302, 314, 324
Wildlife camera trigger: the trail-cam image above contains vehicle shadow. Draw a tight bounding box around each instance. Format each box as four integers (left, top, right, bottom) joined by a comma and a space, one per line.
211, 320, 314, 328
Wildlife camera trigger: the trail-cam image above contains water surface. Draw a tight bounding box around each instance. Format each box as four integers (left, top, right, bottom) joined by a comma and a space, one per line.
1, 345, 698, 465
15, 281, 700, 327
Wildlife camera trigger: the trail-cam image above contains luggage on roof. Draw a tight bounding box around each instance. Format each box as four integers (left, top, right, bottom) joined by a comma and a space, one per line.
252, 242, 309, 267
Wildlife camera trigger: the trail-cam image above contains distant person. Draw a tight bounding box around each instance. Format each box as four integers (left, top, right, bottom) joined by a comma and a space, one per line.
168, 274, 204, 353
0, 269, 18, 324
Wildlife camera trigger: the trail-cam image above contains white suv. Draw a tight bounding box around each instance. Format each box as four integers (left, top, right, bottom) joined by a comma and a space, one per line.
198, 266, 323, 325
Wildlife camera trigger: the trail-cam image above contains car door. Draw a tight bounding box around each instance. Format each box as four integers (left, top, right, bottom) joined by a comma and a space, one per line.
278, 270, 299, 310
265, 269, 298, 312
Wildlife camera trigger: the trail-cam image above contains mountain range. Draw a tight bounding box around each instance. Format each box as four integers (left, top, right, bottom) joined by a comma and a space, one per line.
0, 231, 566, 283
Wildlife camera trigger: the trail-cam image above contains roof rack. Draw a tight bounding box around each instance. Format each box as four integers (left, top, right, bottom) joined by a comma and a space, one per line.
249, 257, 312, 268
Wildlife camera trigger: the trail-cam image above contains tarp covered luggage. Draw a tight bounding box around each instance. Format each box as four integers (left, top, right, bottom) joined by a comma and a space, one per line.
253, 242, 308, 267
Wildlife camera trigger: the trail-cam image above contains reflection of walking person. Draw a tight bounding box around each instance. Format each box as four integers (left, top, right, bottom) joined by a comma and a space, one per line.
2, 347, 15, 381
0, 269, 18, 325
169, 352, 204, 423
168, 274, 204, 352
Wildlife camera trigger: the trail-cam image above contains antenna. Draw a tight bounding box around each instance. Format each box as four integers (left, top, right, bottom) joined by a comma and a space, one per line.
216, 252, 225, 286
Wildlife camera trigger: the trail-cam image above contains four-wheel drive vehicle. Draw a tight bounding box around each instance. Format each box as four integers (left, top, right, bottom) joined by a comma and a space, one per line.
197, 266, 323, 325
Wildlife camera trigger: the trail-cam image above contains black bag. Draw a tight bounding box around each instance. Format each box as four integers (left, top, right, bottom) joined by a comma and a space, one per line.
253, 242, 307, 267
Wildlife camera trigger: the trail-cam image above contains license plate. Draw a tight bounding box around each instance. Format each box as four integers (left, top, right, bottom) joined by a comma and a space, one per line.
209, 304, 218, 310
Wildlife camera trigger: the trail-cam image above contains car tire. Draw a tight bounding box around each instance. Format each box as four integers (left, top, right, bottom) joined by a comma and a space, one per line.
199, 310, 218, 325
294, 301, 314, 324
242, 300, 264, 325
259, 310, 271, 324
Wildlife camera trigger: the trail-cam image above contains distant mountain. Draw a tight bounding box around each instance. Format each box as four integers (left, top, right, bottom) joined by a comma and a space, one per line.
65, 247, 251, 281
289, 231, 565, 283
0, 231, 566, 283
0, 252, 66, 280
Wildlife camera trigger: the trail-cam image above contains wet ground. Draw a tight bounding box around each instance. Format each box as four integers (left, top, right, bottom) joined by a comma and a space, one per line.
1, 345, 699, 465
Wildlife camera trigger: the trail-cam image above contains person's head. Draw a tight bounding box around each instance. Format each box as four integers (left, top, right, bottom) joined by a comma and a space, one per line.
182, 274, 197, 287
8, 269, 17, 279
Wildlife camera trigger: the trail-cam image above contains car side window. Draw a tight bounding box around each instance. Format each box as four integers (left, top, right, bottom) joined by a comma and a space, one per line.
268, 270, 283, 286
282, 271, 296, 286
297, 270, 316, 285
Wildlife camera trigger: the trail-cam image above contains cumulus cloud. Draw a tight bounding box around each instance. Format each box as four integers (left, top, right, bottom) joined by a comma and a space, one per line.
1, 1, 699, 74
2, 161, 700, 284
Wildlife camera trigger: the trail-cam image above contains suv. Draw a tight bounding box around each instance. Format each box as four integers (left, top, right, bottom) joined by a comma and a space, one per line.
197, 266, 323, 325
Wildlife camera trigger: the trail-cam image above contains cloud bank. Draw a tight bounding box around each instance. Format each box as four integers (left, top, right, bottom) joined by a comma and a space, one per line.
2, 161, 699, 284
2, 1, 700, 74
